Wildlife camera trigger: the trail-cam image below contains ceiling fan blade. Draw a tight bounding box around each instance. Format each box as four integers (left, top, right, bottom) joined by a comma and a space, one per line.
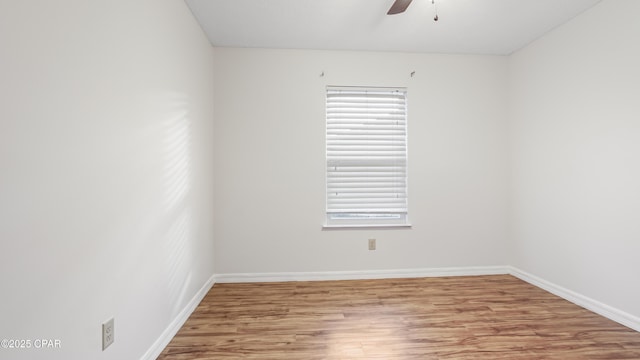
387, 0, 413, 15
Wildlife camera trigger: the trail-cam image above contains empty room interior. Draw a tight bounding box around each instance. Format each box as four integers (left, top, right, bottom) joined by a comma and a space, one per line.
1, 0, 640, 359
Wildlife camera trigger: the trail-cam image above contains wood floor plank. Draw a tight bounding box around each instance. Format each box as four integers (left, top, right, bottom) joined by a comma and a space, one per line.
157, 275, 640, 359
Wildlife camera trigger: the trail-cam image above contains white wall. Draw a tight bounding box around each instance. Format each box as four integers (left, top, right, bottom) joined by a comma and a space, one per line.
4, 0, 637, 357
509, 0, 640, 319
213, 48, 510, 274
0, 1, 214, 359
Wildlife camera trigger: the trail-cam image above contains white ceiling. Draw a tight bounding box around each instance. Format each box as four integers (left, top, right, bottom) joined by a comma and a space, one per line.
185, 0, 602, 55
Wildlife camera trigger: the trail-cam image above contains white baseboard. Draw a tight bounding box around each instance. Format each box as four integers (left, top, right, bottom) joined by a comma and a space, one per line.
141, 273, 216, 360
508, 266, 640, 333
214, 265, 509, 283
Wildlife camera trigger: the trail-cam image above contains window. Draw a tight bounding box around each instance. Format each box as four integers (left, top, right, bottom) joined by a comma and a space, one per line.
325, 86, 409, 227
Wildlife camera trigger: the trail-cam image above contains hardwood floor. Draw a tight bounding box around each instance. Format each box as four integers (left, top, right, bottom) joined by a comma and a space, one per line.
157, 275, 640, 359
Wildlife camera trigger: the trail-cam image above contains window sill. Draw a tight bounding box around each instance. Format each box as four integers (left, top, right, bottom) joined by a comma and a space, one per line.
322, 223, 412, 230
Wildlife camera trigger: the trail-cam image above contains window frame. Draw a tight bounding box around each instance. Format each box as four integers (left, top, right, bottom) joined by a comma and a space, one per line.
324, 86, 410, 229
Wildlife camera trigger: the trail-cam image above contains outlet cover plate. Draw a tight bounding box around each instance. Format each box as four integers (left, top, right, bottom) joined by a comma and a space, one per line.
368, 238, 376, 250
102, 318, 114, 350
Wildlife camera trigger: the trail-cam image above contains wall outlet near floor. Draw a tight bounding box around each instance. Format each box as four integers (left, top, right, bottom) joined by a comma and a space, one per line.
102, 318, 114, 350
368, 238, 376, 250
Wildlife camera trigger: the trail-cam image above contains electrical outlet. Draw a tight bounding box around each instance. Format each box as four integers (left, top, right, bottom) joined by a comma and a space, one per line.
368, 238, 376, 250
102, 318, 114, 350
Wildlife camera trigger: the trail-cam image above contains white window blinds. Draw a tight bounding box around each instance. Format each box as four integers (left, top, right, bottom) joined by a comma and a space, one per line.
326, 87, 408, 226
